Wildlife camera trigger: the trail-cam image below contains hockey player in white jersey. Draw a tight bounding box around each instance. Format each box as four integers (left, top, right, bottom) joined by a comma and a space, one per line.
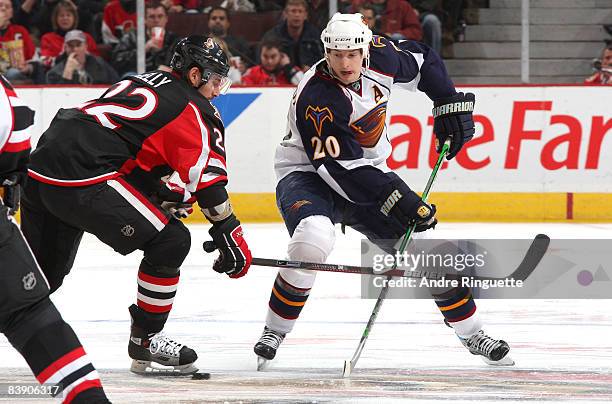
254, 13, 513, 369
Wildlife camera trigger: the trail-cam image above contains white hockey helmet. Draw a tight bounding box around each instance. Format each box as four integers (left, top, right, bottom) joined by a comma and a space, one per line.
321, 13, 373, 68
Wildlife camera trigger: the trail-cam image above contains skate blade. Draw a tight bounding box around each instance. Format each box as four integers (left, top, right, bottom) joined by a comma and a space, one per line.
256, 356, 271, 371
482, 355, 515, 366
130, 360, 202, 376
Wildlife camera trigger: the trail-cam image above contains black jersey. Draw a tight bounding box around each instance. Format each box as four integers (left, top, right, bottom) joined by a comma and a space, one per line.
29, 71, 228, 198
0, 75, 35, 179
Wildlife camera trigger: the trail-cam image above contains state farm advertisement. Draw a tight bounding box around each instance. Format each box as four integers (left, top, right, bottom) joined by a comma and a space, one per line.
385, 86, 611, 193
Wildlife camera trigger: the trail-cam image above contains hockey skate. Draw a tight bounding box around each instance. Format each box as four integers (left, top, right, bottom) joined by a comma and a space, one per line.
129, 331, 200, 376
458, 330, 514, 366
254, 326, 285, 371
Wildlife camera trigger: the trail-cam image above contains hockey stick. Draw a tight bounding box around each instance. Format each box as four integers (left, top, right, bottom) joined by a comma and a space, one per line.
341, 141, 451, 377
250, 232, 549, 282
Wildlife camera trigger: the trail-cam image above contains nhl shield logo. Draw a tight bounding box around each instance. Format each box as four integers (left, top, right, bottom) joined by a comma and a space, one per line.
22, 272, 36, 291
121, 224, 135, 237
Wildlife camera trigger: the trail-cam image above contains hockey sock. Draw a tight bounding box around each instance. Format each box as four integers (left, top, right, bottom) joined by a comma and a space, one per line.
434, 286, 481, 337
136, 258, 179, 315
5, 300, 108, 404
267, 273, 311, 333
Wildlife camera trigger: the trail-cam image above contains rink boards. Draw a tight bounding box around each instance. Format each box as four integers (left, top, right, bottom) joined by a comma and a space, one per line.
15, 84, 612, 222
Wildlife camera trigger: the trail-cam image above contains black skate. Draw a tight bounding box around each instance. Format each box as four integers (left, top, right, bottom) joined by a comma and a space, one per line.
129, 331, 199, 376
254, 326, 285, 371
459, 330, 514, 366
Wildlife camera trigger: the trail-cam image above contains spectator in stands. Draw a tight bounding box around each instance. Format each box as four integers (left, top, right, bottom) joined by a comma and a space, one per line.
213, 36, 243, 84
13, 0, 104, 38
585, 44, 612, 85
111, 1, 178, 76
307, 0, 328, 31
242, 39, 303, 85
160, 0, 200, 13
0, 0, 41, 83
358, 3, 386, 38
351, 0, 422, 41
47, 29, 118, 84
261, 0, 323, 71
102, 0, 136, 45
410, 0, 441, 53
40, 0, 99, 69
207, 6, 254, 69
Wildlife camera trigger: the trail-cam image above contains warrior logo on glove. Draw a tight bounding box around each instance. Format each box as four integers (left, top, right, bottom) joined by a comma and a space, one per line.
432, 92, 476, 160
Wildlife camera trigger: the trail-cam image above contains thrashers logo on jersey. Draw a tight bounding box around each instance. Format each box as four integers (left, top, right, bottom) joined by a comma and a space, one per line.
351, 102, 387, 147
305, 106, 333, 137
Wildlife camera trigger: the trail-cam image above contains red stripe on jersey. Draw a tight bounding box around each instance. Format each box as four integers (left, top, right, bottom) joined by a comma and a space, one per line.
115, 176, 168, 225
36, 347, 86, 384
4, 87, 17, 98
63, 379, 103, 404
138, 272, 179, 286
209, 149, 226, 168
28, 170, 121, 187
3, 139, 30, 152
137, 299, 173, 313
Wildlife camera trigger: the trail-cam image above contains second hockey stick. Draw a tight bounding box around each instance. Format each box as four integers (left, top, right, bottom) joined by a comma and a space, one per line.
250, 233, 549, 282
341, 141, 451, 377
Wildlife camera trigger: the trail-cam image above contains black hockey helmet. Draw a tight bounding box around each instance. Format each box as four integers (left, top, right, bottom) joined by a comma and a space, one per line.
170, 35, 231, 93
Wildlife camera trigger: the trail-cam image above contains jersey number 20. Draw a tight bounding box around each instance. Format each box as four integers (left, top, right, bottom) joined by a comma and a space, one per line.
311, 136, 341, 159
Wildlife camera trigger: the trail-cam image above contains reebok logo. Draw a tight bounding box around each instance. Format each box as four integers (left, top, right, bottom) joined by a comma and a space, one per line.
380, 190, 403, 216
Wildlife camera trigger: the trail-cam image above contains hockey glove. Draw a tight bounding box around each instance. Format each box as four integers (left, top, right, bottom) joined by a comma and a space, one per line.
157, 182, 195, 220
379, 178, 437, 233
1, 172, 26, 216
208, 214, 252, 278
432, 92, 476, 160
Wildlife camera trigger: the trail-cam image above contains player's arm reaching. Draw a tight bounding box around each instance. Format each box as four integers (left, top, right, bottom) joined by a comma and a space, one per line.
0, 75, 35, 214
371, 35, 475, 159
159, 102, 251, 279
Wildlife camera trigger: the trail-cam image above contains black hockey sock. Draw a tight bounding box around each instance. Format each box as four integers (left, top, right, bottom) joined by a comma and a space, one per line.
5, 300, 108, 403
135, 258, 179, 320
268, 273, 311, 321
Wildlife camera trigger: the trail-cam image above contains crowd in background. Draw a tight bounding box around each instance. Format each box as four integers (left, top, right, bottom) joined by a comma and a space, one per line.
0, 0, 609, 86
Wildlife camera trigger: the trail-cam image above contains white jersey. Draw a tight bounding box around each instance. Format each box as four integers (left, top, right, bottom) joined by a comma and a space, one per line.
273, 36, 456, 205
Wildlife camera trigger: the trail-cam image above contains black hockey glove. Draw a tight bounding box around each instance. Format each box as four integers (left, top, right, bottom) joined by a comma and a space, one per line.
432, 92, 476, 160
379, 178, 437, 233
208, 214, 252, 278
1, 172, 26, 216
156, 182, 195, 220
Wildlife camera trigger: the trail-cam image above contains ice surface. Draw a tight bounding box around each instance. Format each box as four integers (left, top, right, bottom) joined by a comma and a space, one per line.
2, 223, 612, 403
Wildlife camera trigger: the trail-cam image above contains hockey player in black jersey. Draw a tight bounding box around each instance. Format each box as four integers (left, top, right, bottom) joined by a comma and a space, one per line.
254, 13, 512, 368
0, 74, 110, 403
20, 36, 252, 376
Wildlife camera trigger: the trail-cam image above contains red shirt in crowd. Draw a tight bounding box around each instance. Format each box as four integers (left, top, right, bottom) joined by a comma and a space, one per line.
0, 24, 36, 61
351, 0, 422, 41
242, 65, 292, 86
584, 71, 611, 85
101, 0, 136, 44
40, 31, 100, 66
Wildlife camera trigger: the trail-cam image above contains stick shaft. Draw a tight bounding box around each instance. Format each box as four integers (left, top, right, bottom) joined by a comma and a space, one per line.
345, 142, 451, 374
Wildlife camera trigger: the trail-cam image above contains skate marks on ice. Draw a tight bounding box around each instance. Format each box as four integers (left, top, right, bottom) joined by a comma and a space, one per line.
3, 367, 612, 403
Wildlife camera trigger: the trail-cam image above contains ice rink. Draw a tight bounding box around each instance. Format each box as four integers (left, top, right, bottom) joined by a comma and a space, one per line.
2, 222, 612, 403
